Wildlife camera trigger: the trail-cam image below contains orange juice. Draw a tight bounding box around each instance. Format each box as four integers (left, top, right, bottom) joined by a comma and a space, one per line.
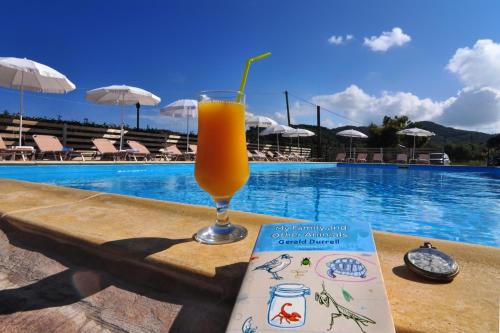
195, 100, 250, 199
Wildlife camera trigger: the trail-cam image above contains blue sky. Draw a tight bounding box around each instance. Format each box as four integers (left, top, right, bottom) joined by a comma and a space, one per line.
1, 0, 500, 133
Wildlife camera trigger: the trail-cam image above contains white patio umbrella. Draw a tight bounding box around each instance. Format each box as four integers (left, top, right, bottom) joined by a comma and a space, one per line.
160, 99, 198, 153
283, 128, 315, 153
0, 57, 76, 145
397, 127, 435, 160
246, 115, 277, 151
336, 129, 368, 161
86, 85, 161, 150
259, 124, 294, 153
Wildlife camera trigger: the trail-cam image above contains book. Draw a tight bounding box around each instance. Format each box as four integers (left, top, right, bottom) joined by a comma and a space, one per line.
226, 221, 395, 333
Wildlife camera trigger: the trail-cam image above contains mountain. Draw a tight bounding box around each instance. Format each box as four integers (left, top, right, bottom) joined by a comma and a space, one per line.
291, 121, 494, 146
412, 121, 493, 144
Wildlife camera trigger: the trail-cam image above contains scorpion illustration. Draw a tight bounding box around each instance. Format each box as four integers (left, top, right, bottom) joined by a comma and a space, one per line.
271, 303, 302, 325
315, 282, 376, 333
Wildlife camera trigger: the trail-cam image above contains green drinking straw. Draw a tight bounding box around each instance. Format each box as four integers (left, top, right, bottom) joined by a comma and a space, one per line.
237, 52, 272, 102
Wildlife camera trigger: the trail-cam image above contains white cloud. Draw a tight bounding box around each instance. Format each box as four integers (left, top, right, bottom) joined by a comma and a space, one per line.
243, 39, 495, 132
447, 39, 500, 89
328, 35, 344, 45
437, 87, 500, 129
274, 111, 292, 123
363, 27, 411, 52
306, 84, 500, 132
328, 34, 354, 45
321, 117, 335, 128
311, 85, 445, 124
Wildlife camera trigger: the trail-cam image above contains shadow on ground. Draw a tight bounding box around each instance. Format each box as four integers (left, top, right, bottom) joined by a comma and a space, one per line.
0, 223, 248, 332
392, 265, 451, 284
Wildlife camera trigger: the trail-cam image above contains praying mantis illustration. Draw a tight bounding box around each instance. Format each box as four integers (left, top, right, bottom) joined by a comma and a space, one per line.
315, 282, 376, 333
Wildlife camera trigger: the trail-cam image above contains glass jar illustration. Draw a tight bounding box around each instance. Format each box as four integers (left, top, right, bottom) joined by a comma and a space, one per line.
267, 283, 311, 328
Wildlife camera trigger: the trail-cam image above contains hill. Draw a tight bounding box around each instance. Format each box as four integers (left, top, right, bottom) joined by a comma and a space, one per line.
412, 121, 493, 144
291, 121, 494, 146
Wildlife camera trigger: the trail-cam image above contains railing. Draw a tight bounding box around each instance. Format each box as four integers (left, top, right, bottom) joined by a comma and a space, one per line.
0, 117, 205, 154
0, 117, 304, 158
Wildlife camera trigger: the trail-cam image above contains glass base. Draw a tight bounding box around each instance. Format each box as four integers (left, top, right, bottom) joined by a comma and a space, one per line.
194, 223, 248, 245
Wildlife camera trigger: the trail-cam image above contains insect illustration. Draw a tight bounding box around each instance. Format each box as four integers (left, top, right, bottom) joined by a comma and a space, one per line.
301, 257, 311, 267
326, 257, 367, 279
253, 254, 292, 280
315, 282, 376, 333
271, 303, 302, 325
291, 269, 308, 278
241, 316, 257, 333
342, 287, 354, 302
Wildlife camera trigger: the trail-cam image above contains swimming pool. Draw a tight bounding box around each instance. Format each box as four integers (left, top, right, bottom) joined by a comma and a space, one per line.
0, 163, 499, 247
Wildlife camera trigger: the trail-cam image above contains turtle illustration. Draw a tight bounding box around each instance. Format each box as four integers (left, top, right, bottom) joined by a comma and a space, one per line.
326, 257, 367, 279
301, 257, 311, 267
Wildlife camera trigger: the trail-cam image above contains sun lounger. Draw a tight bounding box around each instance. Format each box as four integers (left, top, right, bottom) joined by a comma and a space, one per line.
278, 151, 291, 161
253, 150, 267, 161
92, 138, 127, 161
417, 153, 430, 164
372, 153, 383, 163
294, 152, 307, 161
247, 150, 255, 161
356, 153, 368, 163
159, 144, 183, 161
32, 135, 88, 161
0, 136, 35, 161
396, 153, 408, 164
335, 153, 346, 162
127, 140, 153, 161
266, 151, 279, 161
184, 144, 197, 161
286, 152, 299, 161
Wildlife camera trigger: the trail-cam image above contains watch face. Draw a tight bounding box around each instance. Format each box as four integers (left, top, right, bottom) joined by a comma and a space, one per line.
407, 248, 458, 274
404, 244, 459, 281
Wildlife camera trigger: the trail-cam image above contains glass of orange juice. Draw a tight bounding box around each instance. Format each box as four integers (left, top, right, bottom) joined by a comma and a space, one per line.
194, 91, 249, 244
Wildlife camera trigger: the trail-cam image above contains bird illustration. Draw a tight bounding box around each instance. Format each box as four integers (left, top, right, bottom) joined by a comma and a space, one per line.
253, 254, 293, 279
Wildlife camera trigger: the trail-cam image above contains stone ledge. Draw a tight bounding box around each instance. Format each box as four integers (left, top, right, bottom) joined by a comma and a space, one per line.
0, 178, 499, 332
0, 179, 294, 296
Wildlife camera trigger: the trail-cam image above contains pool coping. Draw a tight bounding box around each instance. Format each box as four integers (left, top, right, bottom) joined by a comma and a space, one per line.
0, 179, 499, 332
0, 160, 498, 172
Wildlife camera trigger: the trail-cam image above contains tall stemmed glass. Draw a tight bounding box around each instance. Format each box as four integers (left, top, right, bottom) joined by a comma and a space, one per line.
194, 91, 249, 244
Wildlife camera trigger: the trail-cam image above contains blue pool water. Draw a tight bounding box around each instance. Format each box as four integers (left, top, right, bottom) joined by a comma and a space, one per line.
0, 163, 499, 247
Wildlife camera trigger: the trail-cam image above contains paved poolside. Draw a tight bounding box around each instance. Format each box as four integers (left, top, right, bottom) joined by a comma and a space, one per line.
0, 179, 498, 332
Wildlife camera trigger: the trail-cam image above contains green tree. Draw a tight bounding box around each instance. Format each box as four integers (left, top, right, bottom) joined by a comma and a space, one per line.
367, 115, 412, 147
487, 134, 500, 148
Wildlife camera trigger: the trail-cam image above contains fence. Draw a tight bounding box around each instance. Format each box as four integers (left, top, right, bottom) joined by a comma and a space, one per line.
0, 117, 307, 158
326, 146, 442, 162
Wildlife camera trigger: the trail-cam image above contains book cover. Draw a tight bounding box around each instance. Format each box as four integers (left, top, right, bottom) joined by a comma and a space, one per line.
226, 222, 395, 333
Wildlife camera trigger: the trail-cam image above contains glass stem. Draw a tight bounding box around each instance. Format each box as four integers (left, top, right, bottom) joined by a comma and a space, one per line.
215, 198, 231, 228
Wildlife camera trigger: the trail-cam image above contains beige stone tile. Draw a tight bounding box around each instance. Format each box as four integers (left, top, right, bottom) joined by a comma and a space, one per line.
3, 192, 297, 286
0, 179, 99, 215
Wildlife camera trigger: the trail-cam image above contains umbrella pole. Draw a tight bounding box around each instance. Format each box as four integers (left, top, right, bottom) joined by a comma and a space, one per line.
277, 134, 280, 153
18, 72, 24, 146
186, 113, 190, 153
120, 107, 124, 151
257, 125, 260, 151
119, 94, 124, 151
350, 136, 353, 162
413, 135, 416, 161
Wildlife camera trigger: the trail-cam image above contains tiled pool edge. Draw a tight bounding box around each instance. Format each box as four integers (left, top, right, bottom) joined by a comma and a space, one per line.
0, 179, 499, 332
